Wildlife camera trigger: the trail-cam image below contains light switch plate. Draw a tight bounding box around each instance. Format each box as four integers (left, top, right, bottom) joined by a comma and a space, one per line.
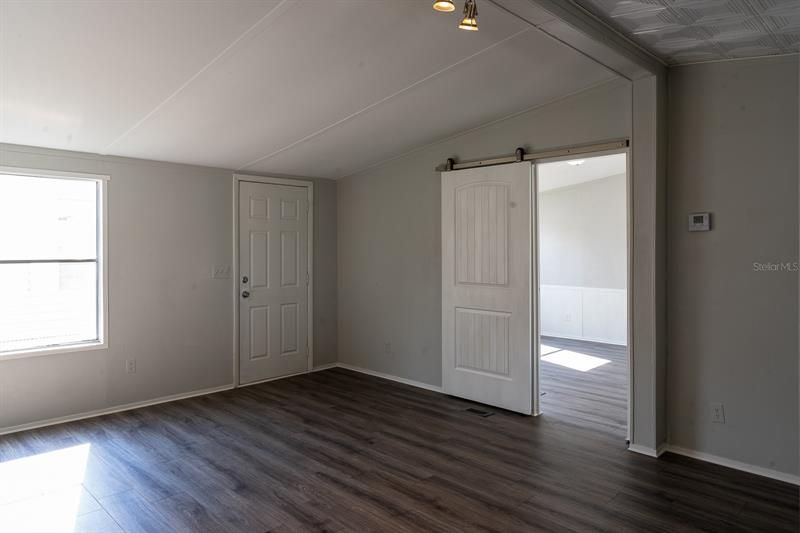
212, 265, 232, 279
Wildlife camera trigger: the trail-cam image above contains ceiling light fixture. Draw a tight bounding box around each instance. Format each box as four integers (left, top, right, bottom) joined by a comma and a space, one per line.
566, 159, 585, 166
432, 0, 455, 12
458, 0, 479, 31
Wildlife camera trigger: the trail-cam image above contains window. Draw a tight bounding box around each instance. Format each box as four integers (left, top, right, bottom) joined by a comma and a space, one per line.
0, 167, 108, 356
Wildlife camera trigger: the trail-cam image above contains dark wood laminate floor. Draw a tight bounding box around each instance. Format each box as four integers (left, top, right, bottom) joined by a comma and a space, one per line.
539, 336, 628, 439
1, 365, 797, 532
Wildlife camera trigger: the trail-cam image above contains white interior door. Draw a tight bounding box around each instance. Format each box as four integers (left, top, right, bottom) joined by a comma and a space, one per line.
441, 162, 538, 415
239, 181, 309, 384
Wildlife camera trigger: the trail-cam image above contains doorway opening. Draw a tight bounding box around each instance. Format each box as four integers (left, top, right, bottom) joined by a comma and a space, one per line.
535, 152, 629, 439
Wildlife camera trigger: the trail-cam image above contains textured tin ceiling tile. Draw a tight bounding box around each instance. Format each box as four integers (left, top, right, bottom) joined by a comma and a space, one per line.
575, 0, 800, 64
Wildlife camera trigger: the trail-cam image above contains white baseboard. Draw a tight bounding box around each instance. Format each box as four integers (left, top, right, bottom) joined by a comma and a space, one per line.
628, 441, 800, 485
664, 445, 799, 486
627, 443, 666, 458
1, 365, 341, 436
6, 365, 796, 487
310, 362, 337, 372
0, 364, 438, 436
0, 363, 395, 436
335, 363, 443, 393
0, 383, 235, 437
238, 368, 320, 387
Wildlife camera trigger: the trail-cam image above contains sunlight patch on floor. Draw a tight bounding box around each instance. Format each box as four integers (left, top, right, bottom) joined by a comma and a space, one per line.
0, 443, 91, 533
541, 348, 611, 372
540, 344, 561, 356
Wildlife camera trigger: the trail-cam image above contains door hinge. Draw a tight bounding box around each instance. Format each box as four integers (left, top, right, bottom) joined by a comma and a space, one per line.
307, 201, 311, 214
306, 272, 310, 285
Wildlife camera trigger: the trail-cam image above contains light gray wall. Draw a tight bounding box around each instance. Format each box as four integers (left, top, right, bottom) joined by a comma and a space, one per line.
667, 56, 799, 476
0, 143, 337, 431
338, 79, 632, 387
540, 174, 626, 289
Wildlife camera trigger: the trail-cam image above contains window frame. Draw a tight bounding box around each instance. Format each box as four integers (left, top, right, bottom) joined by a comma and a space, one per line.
0, 166, 109, 360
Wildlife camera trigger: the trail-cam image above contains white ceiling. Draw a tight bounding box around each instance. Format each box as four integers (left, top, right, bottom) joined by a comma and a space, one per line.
575, 0, 800, 65
538, 152, 625, 191
0, 0, 616, 179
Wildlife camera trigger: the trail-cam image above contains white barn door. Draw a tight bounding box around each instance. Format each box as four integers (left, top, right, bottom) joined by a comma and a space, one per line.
442, 162, 537, 415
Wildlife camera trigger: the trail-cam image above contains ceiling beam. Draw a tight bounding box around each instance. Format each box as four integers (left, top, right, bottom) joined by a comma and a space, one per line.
491, 0, 665, 80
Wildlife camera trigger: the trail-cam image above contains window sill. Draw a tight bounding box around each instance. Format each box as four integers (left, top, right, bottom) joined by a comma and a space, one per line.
0, 341, 108, 361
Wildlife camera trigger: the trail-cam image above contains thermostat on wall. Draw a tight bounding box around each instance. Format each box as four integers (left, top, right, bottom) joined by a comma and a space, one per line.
688, 212, 711, 232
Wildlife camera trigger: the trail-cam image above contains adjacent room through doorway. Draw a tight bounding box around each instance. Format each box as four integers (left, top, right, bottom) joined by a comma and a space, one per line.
536, 153, 629, 439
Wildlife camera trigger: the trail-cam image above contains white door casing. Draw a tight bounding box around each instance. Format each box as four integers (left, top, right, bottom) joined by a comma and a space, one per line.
441, 162, 537, 415
239, 181, 310, 384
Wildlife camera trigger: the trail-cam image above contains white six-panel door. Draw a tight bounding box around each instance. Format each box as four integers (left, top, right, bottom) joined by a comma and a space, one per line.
441, 162, 537, 415
239, 181, 309, 384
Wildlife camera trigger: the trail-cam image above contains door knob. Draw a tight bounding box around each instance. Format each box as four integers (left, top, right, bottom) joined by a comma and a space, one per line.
241, 291, 250, 298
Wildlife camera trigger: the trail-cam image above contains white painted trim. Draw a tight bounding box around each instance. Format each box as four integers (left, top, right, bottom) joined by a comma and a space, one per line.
236, 369, 312, 387
1, 364, 338, 435
307, 183, 314, 372
665, 445, 800, 486
310, 362, 337, 372
336, 363, 443, 393
232, 174, 315, 385
0, 165, 110, 181
625, 148, 634, 449
233, 174, 314, 188
0, 383, 234, 437
98, 173, 109, 356
627, 443, 664, 458
236, 363, 339, 387
0, 341, 107, 361
532, 163, 541, 416
0, 168, 110, 360
628, 442, 800, 485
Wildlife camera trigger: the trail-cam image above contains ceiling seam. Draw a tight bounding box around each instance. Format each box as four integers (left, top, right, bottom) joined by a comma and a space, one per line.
100, 0, 294, 154
338, 77, 624, 180
235, 26, 535, 171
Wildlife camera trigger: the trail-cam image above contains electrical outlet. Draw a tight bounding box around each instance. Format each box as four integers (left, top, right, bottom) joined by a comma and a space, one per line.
212, 265, 231, 279
711, 403, 725, 424
125, 359, 136, 374
384, 342, 392, 355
